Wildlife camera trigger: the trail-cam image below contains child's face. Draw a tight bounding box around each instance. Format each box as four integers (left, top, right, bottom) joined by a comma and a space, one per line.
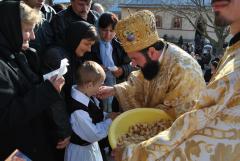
87, 79, 104, 96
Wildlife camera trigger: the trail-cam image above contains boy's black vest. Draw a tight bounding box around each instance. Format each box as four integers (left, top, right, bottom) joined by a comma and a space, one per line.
69, 97, 104, 146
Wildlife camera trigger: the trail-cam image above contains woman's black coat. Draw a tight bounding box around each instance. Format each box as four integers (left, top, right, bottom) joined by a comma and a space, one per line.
0, 2, 62, 160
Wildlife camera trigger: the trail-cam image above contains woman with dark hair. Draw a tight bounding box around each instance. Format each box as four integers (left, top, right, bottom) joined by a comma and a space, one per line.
90, 12, 133, 161
42, 21, 98, 140
64, 21, 98, 97
44, 21, 98, 94
91, 12, 133, 113
0, 1, 65, 160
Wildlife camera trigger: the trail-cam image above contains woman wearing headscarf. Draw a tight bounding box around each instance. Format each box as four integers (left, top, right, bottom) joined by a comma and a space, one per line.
42, 21, 98, 153
43, 20, 98, 98
64, 21, 98, 94
90, 12, 133, 113
0, 1, 65, 160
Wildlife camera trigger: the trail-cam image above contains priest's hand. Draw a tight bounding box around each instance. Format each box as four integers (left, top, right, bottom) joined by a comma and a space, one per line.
49, 75, 65, 93
97, 86, 116, 99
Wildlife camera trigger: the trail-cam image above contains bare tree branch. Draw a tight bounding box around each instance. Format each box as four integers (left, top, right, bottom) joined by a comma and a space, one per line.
156, 0, 228, 55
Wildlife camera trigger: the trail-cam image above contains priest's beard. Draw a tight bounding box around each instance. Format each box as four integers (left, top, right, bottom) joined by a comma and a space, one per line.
141, 58, 160, 80
214, 11, 232, 27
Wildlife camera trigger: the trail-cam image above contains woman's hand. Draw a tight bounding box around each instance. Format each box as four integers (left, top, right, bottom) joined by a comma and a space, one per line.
49, 75, 65, 93
101, 65, 108, 71
112, 67, 123, 78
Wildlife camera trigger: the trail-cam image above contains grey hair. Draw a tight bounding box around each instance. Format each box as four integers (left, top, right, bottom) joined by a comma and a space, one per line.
92, 3, 104, 13
19, 2, 42, 25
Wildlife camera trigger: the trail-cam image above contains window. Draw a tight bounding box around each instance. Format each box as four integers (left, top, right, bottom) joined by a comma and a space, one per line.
155, 15, 162, 28
172, 17, 182, 29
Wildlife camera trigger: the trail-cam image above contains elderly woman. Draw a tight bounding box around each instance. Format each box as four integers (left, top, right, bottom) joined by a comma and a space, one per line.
0, 1, 65, 160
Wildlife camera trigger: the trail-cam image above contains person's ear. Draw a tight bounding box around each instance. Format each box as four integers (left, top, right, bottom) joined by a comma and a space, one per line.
147, 47, 159, 61
86, 82, 93, 88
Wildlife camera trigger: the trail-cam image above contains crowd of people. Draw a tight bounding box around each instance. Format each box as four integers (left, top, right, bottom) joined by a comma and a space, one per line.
0, 0, 240, 161
0, 0, 121, 160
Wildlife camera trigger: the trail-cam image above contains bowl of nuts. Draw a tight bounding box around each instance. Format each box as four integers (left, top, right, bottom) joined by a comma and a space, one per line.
108, 108, 173, 149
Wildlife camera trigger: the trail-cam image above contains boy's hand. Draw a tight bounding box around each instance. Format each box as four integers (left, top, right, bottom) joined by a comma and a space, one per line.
49, 75, 65, 93
108, 112, 121, 120
56, 136, 71, 149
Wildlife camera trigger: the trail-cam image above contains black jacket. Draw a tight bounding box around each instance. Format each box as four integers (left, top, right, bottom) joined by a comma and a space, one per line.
90, 38, 133, 83
42, 46, 72, 141
51, 6, 99, 46
0, 2, 62, 160
69, 97, 104, 146
43, 46, 88, 107
41, 4, 56, 22
30, 19, 54, 59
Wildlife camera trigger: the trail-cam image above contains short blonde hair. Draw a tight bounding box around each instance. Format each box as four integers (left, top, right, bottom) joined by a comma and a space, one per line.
76, 61, 106, 86
19, 2, 42, 25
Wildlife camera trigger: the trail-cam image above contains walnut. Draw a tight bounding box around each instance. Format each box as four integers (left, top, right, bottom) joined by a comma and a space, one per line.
117, 120, 172, 147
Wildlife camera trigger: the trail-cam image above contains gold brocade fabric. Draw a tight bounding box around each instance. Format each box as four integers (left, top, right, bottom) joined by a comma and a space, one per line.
120, 41, 240, 161
115, 10, 160, 53
114, 43, 206, 118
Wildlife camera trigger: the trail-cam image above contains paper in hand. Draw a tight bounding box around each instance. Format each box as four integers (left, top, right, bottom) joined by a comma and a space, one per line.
43, 58, 69, 81
5, 149, 32, 161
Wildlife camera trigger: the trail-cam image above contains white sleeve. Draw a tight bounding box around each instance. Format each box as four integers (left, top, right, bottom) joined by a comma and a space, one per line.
71, 110, 112, 143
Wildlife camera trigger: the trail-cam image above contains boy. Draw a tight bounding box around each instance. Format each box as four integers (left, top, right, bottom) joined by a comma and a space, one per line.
65, 61, 119, 161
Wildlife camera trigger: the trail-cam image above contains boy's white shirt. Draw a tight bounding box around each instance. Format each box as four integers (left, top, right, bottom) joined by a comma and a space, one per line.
70, 85, 112, 143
